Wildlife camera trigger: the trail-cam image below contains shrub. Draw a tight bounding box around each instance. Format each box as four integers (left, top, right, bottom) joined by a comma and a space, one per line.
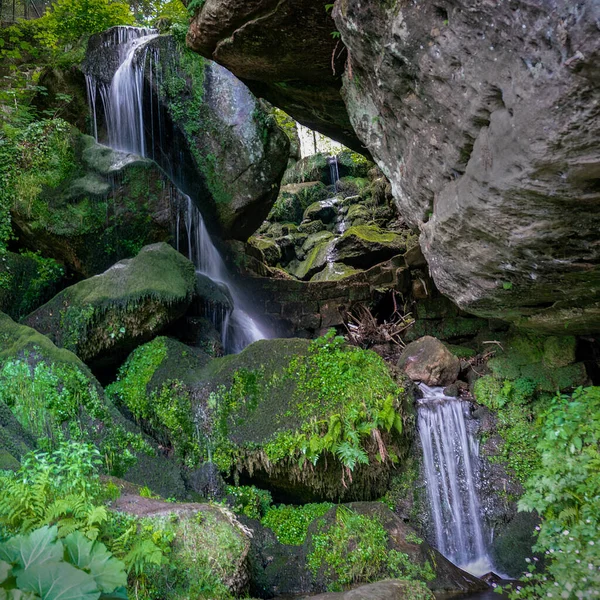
504, 387, 600, 600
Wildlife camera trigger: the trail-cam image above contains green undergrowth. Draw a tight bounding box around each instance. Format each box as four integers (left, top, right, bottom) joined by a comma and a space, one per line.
0, 119, 76, 255
474, 375, 548, 483
0, 250, 64, 319
502, 387, 600, 599
0, 352, 150, 477
307, 506, 434, 592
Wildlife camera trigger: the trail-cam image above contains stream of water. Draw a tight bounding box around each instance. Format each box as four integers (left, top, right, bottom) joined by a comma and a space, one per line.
85, 26, 269, 353
417, 384, 496, 577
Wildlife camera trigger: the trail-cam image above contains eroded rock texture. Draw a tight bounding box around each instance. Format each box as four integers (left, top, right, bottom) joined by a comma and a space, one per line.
186, 0, 363, 152
335, 0, 600, 333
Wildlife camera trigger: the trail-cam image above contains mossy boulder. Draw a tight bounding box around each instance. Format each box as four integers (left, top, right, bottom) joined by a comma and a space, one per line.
287, 237, 335, 281
483, 331, 587, 392
115, 335, 410, 502
334, 226, 414, 269
303, 199, 338, 225
269, 182, 330, 224
11, 129, 176, 279
0, 251, 65, 320
310, 263, 361, 283
283, 154, 331, 185
305, 503, 486, 595
24, 243, 196, 368
247, 237, 282, 267
112, 495, 251, 596
0, 311, 187, 496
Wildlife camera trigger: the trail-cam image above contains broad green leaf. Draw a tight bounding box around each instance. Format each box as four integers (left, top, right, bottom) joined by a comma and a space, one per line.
0, 527, 62, 570
0, 560, 12, 583
64, 534, 126, 593
0, 589, 40, 600
16, 562, 99, 600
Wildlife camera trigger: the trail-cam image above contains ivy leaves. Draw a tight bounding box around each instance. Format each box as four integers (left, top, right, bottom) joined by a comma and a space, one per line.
0, 526, 127, 600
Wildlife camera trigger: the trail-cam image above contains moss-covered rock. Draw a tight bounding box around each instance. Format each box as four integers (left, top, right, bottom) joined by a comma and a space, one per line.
405, 317, 489, 343
310, 263, 361, 282
334, 226, 414, 269
0, 251, 65, 320
0, 311, 188, 495
484, 331, 587, 392
112, 495, 251, 597
24, 243, 196, 368
287, 237, 335, 281
115, 334, 410, 502
11, 127, 176, 279
283, 154, 331, 185
305, 503, 486, 595
269, 182, 329, 224
303, 199, 338, 224
247, 237, 282, 267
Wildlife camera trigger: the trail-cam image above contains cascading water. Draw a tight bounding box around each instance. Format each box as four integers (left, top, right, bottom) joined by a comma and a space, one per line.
417, 384, 496, 577
85, 27, 269, 353
327, 155, 340, 189
176, 194, 267, 353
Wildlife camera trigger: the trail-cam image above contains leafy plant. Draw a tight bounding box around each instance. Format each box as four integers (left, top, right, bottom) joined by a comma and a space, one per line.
261, 503, 333, 545
0, 525, 128, 600
502, 387, 600, 599
307, 506, 434, 592
0, 442, 107, 540
225, 485, 272, 520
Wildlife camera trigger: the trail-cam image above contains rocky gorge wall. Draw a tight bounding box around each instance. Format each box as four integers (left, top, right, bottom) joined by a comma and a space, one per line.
188, 0, 600, 335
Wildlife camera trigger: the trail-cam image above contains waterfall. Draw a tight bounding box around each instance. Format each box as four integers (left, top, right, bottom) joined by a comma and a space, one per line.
85, 27, 269, 354
417, 384, 495, 577
327, 155, 340, 189
177, 194, 267, 354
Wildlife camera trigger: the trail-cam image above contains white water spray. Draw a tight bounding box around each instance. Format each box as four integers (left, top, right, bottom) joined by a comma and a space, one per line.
417, 384, 496, 577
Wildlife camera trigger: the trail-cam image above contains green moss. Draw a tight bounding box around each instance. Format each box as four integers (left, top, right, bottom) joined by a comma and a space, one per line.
0, 448, 20, 470
288, 237, 333, 280
107, 337, 210, 466
486, 332, 586, 392
268, 182, 329, 224
307, 506, 434, 592
340, 225, 399, 244
261, 503, 334, 545
310, 262, 361, 282
26, 243, 196, 360
405, 317, 488, 342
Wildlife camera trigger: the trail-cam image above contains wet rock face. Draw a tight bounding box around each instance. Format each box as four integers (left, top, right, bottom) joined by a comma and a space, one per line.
334, 0, 600, 334
186, 0, 362, 153
84, 29, 289, 241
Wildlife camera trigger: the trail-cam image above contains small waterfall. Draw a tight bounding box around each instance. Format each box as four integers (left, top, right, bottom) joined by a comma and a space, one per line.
177, 194, 267, 354
85, 27, 269, 354
417, 384, 495, 577
327, 155, 340, 189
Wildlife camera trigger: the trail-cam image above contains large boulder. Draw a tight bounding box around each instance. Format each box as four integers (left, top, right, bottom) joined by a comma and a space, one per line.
398, 336, 460, 386
24, 243, 196, 368
11, 129, 175, 278
84, 29, 290, 240
186, 1, 361, 153
113, 335, 411, 502
334, 0, 600, 333
112, 495, 252, 596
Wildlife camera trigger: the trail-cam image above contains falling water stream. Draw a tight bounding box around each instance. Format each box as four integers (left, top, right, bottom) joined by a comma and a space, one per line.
418, 384, 497, 577
85, 27, 268, 353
